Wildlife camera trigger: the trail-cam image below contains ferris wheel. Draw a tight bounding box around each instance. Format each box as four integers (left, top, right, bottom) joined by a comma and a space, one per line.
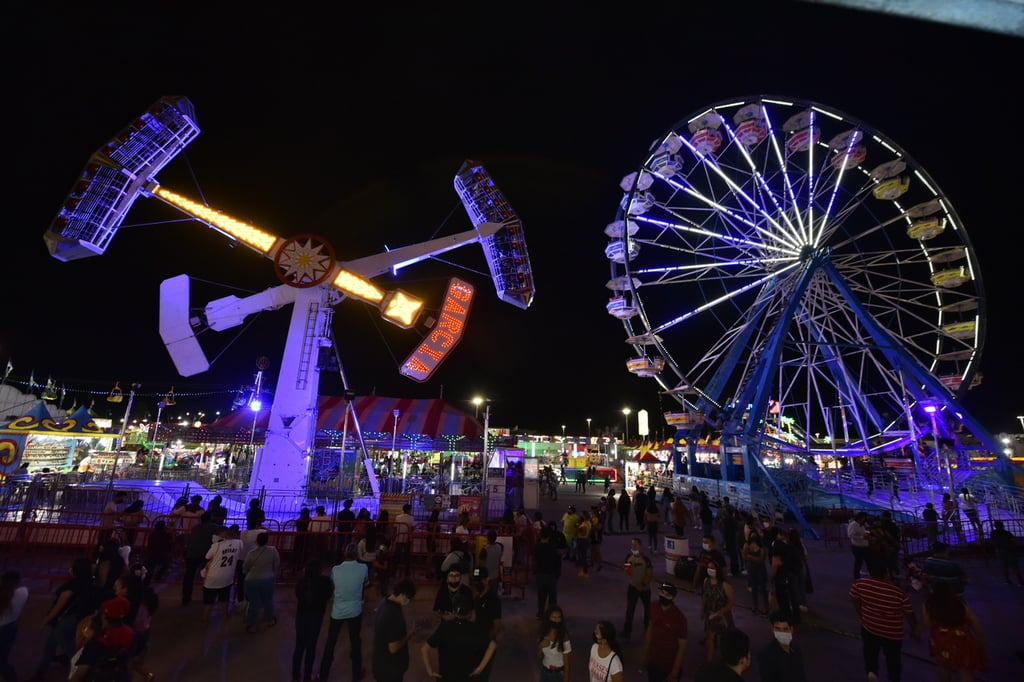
605, 95, 992, 474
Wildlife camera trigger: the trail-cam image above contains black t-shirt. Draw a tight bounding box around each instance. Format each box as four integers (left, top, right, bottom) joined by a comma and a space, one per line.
337, 509, 355, 534
373, 598, 409, 679
433, 583, 473, 615
426, 618, 493, 682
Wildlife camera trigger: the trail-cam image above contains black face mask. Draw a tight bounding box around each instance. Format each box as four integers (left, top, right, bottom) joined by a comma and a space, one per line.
447, 581, 461, 590
658, 597, 673, 607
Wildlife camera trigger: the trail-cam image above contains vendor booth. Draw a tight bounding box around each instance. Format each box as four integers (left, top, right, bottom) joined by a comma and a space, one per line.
1, 401, 118, 477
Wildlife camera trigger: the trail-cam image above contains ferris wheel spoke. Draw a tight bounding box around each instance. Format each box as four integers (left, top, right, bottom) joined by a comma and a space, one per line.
646, 263, 800, 337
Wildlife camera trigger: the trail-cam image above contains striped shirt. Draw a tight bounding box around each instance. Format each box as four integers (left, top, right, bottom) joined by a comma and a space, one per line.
849, 577, 911, 640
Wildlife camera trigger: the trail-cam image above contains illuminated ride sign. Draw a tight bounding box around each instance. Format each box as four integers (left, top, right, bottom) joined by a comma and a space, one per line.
400, 277, 475, 382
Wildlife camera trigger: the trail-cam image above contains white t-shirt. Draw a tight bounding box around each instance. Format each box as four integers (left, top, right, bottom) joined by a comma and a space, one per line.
311, 513, 332, 533
0, 586, 28, 627
394, 513, 415, 544
204, 538, 243, 589
240, 528, 266, 558
958, 493, 977, 512
588, 645, 622, 682
540, 637, 572, 669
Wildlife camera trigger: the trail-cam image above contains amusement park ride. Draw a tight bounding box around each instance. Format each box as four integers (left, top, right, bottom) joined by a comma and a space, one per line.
606, 95, 1021, 533
43, 96, 534, 497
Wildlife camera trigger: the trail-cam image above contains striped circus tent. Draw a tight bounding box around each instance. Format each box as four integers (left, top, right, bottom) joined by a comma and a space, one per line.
209, 395, 482, 441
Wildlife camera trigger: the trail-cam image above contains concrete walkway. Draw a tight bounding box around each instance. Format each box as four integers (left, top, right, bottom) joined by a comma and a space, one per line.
6, 483, 1022, 681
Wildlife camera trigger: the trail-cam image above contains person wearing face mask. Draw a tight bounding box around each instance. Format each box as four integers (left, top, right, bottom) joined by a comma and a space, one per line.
538, 605, 572, 682
373, 579, 422, 682
700, 560, 735, 663
693, 534, 727, 592
588, 620, 624, 682
643, 583, 687, 681
756, 611, 807, 682
622, 538, 654, 641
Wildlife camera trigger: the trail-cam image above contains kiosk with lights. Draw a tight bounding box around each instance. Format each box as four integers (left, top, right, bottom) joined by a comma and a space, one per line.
44, 96, 534, 497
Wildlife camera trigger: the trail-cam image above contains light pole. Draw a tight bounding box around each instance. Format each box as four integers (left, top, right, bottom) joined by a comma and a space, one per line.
586, 417, 592, 442
622, 407, 631, 458
393, 409, 404, 492
106, 383, 140, 499
472, 396, 484, 420
561, 424, 566, 454
1018, 415, 1024, 432
154, 400, 167, 476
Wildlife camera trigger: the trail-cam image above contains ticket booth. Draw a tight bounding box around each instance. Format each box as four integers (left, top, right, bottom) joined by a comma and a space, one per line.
485, 447, 525, 521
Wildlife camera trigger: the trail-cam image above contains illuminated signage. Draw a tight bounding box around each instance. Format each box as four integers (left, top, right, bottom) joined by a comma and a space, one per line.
400, 277, 475, 382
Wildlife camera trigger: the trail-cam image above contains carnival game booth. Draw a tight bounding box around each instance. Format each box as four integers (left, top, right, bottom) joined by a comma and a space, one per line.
625, 444, 672, 491
0, 401, 119, 477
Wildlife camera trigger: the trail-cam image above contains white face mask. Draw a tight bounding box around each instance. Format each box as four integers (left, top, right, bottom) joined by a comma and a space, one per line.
706, 568, 717, 578
773, 631, 793, 646
702, 543, 710, 551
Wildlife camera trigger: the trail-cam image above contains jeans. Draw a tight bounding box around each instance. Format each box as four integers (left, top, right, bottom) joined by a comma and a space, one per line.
623, 585, 650, 637
245, 577, 276, 628
536, 573, 559, 617
320, 613, 363, 680
540, 665, 565, 682
292, 611, 325, 681
851, 545, 870, 580
861, 627, 903, 681
576, 538, 591, 572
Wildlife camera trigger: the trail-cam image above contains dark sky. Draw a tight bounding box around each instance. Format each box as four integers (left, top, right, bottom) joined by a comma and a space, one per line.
5, 3, 1022, 437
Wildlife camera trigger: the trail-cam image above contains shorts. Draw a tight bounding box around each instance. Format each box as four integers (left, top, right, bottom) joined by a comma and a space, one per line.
203, 585, 232, 605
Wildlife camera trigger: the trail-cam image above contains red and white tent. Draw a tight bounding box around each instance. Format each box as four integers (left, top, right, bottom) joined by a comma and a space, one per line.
210, 395, 481, 438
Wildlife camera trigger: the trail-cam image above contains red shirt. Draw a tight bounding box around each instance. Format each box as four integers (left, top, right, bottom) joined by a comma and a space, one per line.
647, 601, 688, 669
849, 577, 911, 640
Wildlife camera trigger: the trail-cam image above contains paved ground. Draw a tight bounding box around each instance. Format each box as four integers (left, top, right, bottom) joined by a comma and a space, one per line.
5, 484, 1022, 681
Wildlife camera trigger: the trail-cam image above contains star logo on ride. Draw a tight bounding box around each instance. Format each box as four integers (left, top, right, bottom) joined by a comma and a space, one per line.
277, 235, 335, 286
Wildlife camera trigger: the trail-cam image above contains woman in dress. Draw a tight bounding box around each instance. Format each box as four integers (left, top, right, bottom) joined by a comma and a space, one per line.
538, 605, 572, 682
587, 620, 623, 682
921, 581, 988, 681
700, 558, 735, 662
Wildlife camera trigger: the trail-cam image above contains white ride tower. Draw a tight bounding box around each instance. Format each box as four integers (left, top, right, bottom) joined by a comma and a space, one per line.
44, 96, 534, 497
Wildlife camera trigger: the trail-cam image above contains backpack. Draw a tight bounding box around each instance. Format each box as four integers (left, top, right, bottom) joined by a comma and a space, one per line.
454, 550, 471, 576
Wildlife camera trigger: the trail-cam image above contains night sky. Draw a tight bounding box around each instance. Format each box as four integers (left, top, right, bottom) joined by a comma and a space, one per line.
5, 3, 1022, 438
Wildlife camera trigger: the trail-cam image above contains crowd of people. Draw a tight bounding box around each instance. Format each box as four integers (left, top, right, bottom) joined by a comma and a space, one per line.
1, 477, 1017, 681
